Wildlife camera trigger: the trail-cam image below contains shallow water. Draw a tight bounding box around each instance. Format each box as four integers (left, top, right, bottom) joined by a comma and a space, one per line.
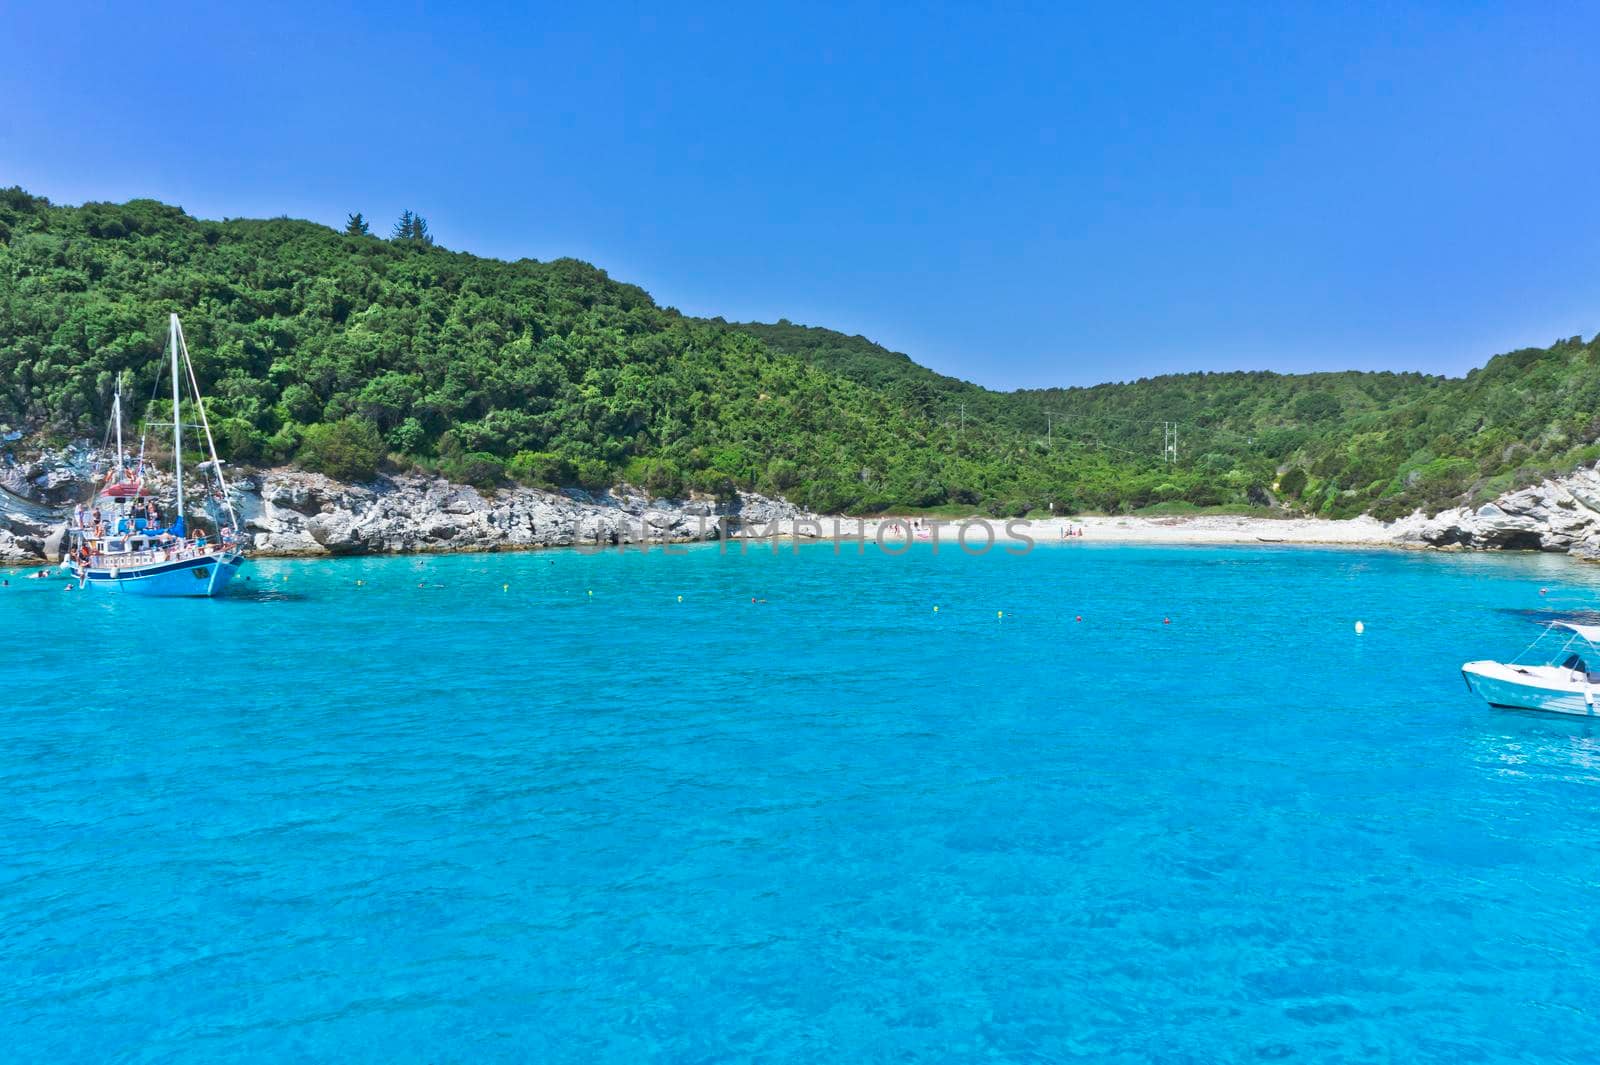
5, 541, 1600, 1063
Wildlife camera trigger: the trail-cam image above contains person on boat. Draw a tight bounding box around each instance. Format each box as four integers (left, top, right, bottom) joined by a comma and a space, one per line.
195, 530, 208, 551
73, 503, 86, 529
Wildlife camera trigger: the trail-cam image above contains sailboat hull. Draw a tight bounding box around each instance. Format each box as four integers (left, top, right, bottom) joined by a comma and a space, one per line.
79, 552, 245, 597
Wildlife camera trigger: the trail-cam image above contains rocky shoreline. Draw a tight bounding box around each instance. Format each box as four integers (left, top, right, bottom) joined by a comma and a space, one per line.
0, 452, 812, 563
6, 446, 1600, 564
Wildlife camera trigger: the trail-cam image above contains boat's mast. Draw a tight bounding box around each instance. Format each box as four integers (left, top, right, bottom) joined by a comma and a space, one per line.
174, 317, 241, 535
113, 373, 124, 476
169, 313, 184, 523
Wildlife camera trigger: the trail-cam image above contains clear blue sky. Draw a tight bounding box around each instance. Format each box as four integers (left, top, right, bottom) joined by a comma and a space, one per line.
4, 2, 1597, 389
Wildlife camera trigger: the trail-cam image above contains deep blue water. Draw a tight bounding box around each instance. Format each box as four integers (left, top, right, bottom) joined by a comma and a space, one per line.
6, 540, 1600, 1063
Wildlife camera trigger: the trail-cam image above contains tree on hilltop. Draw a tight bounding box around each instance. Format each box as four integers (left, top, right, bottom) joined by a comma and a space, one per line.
391, 210, 434, 246
344, 212, 370, 236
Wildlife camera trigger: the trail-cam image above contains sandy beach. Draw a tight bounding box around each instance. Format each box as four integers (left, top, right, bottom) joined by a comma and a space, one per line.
750, 512, 1413, 550
1027, 513, 1403, 546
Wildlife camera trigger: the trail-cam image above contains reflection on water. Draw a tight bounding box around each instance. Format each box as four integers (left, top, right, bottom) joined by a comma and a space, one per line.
1494, 606, 1600, 627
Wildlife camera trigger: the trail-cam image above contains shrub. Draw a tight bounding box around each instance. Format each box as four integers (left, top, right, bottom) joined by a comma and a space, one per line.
1294, 392, 1342, 422
687, 468, 737, 500
760, 458, 801, 495
508, 450, 570, 489
621, 456, 685, 497
278, 383, 322, 424
442, 451, 505, 489
386, 417, 427, 455
212, 417, 264, 464
572, 458, 613, 491
297, 417, 383, 481
1277, 466, 1308, 498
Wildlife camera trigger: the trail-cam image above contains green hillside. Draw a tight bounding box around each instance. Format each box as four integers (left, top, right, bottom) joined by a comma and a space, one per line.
740, 321, 1600, 519
1, 187, 1595, 518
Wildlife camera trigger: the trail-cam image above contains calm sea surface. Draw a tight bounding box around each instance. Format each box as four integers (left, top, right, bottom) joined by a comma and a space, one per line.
5, 541, 1600, 1063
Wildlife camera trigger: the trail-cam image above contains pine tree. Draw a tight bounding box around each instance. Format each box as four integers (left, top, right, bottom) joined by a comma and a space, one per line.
391, 210, 435, 247
344, 212, 370, 236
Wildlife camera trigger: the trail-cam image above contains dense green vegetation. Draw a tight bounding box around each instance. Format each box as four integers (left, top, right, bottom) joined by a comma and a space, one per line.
1, 187, 1595, 518
739, 322, 1600, 518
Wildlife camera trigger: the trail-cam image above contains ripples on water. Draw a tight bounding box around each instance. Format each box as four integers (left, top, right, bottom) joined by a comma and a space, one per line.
5, 542, 1600, 1063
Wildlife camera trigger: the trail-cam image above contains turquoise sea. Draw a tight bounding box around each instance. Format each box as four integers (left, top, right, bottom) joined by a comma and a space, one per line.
6, 540, 1600, 1062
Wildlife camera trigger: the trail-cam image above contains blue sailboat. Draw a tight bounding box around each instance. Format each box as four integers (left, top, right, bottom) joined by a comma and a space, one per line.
66, 314, 247, 597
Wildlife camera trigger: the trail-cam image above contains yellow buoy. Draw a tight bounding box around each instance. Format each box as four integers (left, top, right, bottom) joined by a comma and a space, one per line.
1355, 620, 1365, 635
503, 583, 508, 591
997, 610, 1004, 619
587, 589, 593, 596
677, 595, 683, 602
933, 605, 939, 612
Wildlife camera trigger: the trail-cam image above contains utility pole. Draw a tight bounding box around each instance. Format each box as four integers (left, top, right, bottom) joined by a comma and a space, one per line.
958, 402, 966, 437
1045, 409, 1063, 447
1161, 421, 1178, 465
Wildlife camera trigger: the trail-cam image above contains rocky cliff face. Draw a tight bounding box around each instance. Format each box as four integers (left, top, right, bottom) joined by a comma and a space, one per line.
0, 446, 97, 562
1395, 462, 1600, 560
0, 449, 809, 563
237, 469, 806, 556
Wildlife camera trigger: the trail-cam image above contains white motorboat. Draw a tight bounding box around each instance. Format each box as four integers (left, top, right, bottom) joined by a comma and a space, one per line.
1462, 622, 1600, 716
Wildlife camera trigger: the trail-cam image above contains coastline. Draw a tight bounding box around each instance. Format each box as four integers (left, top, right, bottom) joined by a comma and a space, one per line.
7, 450, 1600, 565
720, 512, 1412, 551
0, 510, 1427, 567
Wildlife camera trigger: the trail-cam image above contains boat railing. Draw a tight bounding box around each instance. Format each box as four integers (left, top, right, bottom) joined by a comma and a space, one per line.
84, 540, 232, 570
